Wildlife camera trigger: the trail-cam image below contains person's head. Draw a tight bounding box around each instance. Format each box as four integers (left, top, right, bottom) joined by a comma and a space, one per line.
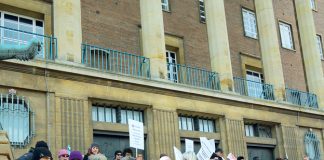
90, 143, 100, 155
210, 153, 221, 160
35, 141, 49, 149
136, 153, 143, 160
58, 149, 69, 160
160, 154, 171, 160
237, 156, 245, 160
32, 147, 52, 160
69, 151, 83, 160
303, 155, 309, 160
114, 150, 123, 160
123, 148, 133, 157
215, 148, 224, 157
183, 151, 197, 160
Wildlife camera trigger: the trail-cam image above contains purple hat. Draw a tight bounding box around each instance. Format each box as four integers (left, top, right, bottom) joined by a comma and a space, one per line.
69, 151, 83, 160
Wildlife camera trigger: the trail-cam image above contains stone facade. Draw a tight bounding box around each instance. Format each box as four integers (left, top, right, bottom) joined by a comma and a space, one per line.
0, 0, 324, 159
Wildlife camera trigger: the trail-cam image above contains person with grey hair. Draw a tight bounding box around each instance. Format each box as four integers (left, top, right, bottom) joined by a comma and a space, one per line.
183, 151, 197, 160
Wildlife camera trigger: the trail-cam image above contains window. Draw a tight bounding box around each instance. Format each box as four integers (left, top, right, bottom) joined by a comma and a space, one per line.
199, 0, 206, 23
0, 93, 35, 147
304, 130, 321, 160
310, 0, 316, 10
92, 105, 144, 124
178, 115, 215, 133
0, 11, 44, 57
279, 22, 294, 50
246, 70, 264, 98
244, 124, 272, 138
316, 35, 323, 60
161, 0, 170, 11
242, 8, 257, 39
166, 50, 178, 82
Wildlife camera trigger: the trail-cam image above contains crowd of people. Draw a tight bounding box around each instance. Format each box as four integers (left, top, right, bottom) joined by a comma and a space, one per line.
16, 140, 311, 160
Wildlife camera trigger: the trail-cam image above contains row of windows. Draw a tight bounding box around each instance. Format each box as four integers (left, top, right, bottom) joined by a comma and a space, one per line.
242, 8, 323, 59
92, 106, 144, 124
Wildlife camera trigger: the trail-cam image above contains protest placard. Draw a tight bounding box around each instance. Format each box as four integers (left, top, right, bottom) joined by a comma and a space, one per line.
185, 139, 194, 152
128, 119, 144, 150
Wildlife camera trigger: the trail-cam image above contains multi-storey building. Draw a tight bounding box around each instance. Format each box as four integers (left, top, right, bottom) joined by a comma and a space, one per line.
0, 0, 324, 159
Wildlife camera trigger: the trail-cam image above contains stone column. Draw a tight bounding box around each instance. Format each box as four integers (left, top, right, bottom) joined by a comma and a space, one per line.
53, 0, 82, 62
295, 0, 324, 108
140, 0, 168, 80
205, 0, 234, 92
255, 0, 286, 100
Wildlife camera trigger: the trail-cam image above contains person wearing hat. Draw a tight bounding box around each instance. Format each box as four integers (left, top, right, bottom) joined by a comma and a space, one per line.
58, 149, 69, 160
215, 148, 225, 160
84, 143, 106, 160
32, 147, 52, 160
18, 140, 49, 160
69, 151, 83, 160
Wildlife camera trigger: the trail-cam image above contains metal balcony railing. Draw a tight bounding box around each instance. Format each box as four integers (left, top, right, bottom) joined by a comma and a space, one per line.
166, 63, 220, 90
285, 88, 318, 108
0, 26, 57, 60
233, 77, 275, 100
81, 44, 150, 79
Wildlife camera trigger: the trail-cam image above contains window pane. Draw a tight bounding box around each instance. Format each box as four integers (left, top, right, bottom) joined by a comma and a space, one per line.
317, 35, 323, 59
98, 107, 105, 122
279, 22, 293, 49
181, 117, 187, 130
92, 106, 98, 121
121, 110, 127, 124
187, 118, 193, 131
242, 9, 257, 38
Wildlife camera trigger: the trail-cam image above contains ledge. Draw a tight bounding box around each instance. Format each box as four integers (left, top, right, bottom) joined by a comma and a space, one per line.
3, 59, 324, 117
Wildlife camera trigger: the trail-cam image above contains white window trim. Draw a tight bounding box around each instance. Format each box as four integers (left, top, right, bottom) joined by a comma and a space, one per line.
166, 50, 178, 82
161, 0, 170, 12
310, 0, 316, 10
242, 8, 258, 39
316, 35, 324, 60
279, 21, 294, 50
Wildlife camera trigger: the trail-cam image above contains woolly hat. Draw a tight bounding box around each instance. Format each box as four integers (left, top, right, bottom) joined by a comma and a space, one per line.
58, 149, 69, 158
35, 141, 49, 149
32, 147, 52, 160
69, 151, 83, 160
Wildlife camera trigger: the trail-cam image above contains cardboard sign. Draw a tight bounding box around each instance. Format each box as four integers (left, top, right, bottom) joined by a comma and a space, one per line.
128, 119, 144, 150
174, 146, 183, 160
196, 137, 214, 160
185, 139, 194, 152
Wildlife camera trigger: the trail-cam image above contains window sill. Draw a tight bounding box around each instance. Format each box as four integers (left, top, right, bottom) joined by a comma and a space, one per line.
281, 47, 296, 52
162, 10, 171, 13
244, 34, 258, 40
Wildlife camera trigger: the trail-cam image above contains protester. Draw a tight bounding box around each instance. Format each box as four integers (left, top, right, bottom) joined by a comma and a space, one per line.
227, 153, 236, 160
303, 155, 309, 160
58, 149, 69, 160
69, 151, 83, 160
84, 143, 106, 160
121, 148, 135, 160
135, 153, 144, 160
210, 153, 221, 160
88, 154, 107, 160
183, 151, 197, 160
32, 147, 53, 160
237, 156, 245, 160
215, 148, 225, 160
18, 140, 49, 160
114, 150, 123, 160
160, 154, 171, 160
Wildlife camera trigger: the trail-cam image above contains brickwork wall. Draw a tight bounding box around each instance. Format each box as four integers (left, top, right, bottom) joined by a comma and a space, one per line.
81, 0, 142, 55
313, 0, 324, 75
224, 0, 261, 77
273, 0, 307, 91
163, 0, 210, 69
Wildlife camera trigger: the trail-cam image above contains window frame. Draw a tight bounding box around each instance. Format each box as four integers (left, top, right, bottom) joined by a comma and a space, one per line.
178, 115, 216, 133
161, 0, 170, 12
199, 0, 206, 23
166, 50, 178, 82
242, 7, 258, 39
316, 34, 324, 60
279, 21, 295, 50
310, 0, 317, 11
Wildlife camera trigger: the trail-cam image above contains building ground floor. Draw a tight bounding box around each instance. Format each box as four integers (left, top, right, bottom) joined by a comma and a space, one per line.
0, 61, 324, 160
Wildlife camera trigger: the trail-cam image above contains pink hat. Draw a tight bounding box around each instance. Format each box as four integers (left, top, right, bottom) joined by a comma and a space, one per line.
58, 149, 69, 157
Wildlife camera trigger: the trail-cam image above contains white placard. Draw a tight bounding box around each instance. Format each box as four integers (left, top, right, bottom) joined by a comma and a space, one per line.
128, 119, 144, 150
208, 139, 215, 152
185, 139, 194, 152
173, 146, 183, 160
196, 137, 214, 160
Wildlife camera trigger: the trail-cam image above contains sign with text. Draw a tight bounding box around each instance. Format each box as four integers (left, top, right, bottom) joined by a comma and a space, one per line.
185, 139, 194, 152
174, 146, 183, 160
196, 137, 214, 160
128, 119, 144, 150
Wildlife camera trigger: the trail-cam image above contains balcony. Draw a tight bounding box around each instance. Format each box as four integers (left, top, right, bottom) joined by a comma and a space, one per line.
285, 88, 318, 108
233, 77, 275, 100
166, 63, 220, 90
0, 26, 57, 60
81, 44, 150, 79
